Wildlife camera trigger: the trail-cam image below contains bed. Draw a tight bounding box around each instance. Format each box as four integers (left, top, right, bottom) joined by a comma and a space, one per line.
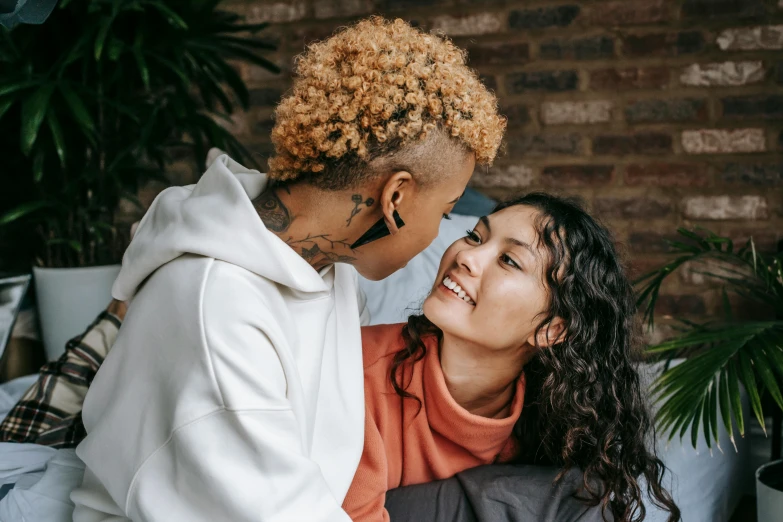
0, 195, 756, 521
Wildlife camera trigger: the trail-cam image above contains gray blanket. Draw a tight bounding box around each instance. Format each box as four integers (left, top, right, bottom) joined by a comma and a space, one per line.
385, 464, 611, 522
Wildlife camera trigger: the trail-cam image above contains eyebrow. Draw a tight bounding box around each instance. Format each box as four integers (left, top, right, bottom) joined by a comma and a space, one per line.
479, 216, 536, 259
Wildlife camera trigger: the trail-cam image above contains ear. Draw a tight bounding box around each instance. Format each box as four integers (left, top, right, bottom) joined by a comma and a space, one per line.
527, 317, 566, 348
379, 170, 413, 235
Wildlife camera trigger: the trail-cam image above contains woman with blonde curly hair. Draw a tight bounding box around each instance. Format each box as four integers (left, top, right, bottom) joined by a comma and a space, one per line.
69, 16, 504, 522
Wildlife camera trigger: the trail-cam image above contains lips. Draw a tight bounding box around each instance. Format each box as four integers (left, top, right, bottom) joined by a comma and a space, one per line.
441, 275, 475, 305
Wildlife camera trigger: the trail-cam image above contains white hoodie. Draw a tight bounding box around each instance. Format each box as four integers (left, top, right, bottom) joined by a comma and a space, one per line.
71, 155, 368, 522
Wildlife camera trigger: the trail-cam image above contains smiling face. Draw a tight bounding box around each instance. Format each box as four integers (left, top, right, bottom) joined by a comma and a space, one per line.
423, 205, 561, 352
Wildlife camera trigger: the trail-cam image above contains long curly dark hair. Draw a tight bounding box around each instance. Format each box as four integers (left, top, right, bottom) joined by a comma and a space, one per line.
389, 193, 680, 522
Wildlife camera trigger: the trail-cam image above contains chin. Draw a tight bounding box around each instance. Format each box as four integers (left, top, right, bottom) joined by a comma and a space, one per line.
354, 261, 402, 282
422, 296, 450, 331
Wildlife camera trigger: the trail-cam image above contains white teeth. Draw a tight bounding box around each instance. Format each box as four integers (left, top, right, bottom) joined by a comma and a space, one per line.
443, 275, 475, 305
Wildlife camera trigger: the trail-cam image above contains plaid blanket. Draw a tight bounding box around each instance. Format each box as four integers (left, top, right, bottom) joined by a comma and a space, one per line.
0, 310, 121, 448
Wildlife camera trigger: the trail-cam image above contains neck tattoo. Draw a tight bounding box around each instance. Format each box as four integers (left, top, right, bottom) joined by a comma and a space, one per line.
253, 190, 291, 233
253, 189, 361, 269
346, 194, 375, 227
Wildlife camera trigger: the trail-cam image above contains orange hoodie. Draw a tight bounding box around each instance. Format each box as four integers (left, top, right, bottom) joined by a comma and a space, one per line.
343, 323, 526, 522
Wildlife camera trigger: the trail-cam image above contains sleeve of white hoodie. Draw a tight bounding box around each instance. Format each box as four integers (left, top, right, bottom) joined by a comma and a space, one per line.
124, 265, 352, 522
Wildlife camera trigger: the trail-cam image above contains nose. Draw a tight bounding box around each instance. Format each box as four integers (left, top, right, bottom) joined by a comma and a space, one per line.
454, 244, 482, 277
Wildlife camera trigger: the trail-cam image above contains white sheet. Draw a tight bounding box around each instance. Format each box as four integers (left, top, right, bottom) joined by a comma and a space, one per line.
0, 376, 82, 522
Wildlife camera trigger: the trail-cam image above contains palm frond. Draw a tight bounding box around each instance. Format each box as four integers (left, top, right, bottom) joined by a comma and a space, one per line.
648, 320, 783, 448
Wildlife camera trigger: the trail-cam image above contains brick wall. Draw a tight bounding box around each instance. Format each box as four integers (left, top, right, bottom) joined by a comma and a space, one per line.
174, 0, 783, 323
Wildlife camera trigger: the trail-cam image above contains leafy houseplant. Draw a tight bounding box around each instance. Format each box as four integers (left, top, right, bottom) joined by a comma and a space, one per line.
636, 228, 783, 517
0, 0, 278, 360
0, 0, 279, 270
636, 229, 783, 452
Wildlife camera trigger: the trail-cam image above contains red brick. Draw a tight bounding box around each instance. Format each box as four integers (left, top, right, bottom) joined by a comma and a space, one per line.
471, 164, 534, 189
507, 134, 582, 157
623, 31, 705, 57
590, 67, 670, 90
682, 129, 766, 155
628, 231, 683, 253
627, 258, 669, 280
682, 0, 766, 20
541, 165, 614, 186
431, 13, 504, 36
719, 163, 783, 187
501, 104, 530, 127
722, 95, 783, 120
244, 2, 306, 24
377, 0, 450, 9
625, 163, 709, 187
725, 228, 782, 253
313, 0, 373, 19
539, 36, 615, 61
594, 196, 673, 219
728, 295, 776, 321
506, 70, 579, 93
509, 5, 581, 29
137, 180, 168, 209
592, 133, 672, 155
591, 0, 668, 26
249, 88, 283, 107
467, 42, 530, 67
683, 196, 768, 220
655, 295, 707, 316
253, 116, 276, 136
625, 98, 707, 123
480, 74, 498, 91
289, 25, 338, 49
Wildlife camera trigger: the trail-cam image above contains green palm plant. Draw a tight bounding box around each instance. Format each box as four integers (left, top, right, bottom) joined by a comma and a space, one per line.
0, 0, 278, 269
636, 228, 783, 451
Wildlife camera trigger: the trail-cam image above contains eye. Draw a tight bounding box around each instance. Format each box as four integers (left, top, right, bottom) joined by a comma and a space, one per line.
465, 229, 481, 244
442, 213, 452, 220
501, 254, 520, 270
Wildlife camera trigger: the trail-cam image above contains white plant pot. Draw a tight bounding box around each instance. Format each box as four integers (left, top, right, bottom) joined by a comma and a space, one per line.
33, 265, 121, 361
757, 459, 783, 521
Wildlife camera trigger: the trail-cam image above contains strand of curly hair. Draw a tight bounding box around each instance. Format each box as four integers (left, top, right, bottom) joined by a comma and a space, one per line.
390, 193, 680, 522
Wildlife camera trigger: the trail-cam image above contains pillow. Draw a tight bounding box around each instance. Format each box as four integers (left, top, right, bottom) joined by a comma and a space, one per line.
358, 214, 480, 325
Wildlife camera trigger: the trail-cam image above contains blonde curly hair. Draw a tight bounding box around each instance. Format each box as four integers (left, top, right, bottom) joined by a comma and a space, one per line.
268, 17, 505, 189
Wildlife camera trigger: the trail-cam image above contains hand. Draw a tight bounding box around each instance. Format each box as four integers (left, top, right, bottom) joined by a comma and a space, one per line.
106, 299, 128, 321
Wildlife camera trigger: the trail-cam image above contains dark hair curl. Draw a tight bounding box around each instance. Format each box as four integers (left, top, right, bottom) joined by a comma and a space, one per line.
390, 192, 680, 522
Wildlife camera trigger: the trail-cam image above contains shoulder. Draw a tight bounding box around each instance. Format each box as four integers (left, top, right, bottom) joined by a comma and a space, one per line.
361, 324, 407, 368
202, 260, 281, 308
199, 261, 292, 409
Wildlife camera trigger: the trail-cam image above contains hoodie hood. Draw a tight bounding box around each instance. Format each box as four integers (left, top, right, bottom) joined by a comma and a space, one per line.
113, 154, 329, 301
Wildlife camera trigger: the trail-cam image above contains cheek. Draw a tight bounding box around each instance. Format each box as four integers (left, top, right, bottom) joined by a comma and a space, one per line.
437, 243, 461, 272
479, 277, 547, 328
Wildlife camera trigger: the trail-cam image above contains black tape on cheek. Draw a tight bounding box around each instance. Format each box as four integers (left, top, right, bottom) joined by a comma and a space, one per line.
349, 210, 405, 249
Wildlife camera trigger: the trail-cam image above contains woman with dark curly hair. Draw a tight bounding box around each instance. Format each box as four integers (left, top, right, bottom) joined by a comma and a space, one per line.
342, 193, 680, 522
68, 16, 505, 522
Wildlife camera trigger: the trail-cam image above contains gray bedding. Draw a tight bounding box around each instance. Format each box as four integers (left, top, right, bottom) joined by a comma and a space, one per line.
385, 464, 611, 522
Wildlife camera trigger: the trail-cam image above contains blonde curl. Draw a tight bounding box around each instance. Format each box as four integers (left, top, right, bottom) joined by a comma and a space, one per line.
268, 17, 505, 188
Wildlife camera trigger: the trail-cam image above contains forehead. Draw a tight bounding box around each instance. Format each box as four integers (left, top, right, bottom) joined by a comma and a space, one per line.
486, 205, 540, 237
